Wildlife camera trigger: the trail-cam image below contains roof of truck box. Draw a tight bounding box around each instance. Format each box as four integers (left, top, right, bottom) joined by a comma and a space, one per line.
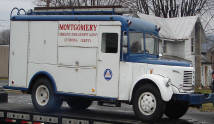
10, 15, 158, 36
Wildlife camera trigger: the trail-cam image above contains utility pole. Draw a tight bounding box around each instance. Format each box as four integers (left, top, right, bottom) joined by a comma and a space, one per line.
195, 22, 202, 89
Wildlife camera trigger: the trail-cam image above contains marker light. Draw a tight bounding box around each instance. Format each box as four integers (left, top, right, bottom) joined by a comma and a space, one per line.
92, 88, 95, 92
5, 118, 16, 123
21, 121, 32, 124
150, 69, 153, 74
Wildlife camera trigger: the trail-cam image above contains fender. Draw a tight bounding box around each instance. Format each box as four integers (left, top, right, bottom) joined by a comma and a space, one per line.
28, 71, 57, 92
129, 74, 173, 102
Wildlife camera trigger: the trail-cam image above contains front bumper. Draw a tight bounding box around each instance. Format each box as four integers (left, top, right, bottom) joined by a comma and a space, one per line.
172, 93, 214, 105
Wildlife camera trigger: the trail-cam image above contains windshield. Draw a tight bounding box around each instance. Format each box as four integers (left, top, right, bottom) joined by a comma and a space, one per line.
129, 32, 159, 55
130, 32, 144, 53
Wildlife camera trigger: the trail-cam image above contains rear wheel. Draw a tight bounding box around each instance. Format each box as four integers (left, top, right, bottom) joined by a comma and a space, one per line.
165, 100, 189, 119
132, 84, 166, 122
31, 77, 62, 112
67, 98, 92, 110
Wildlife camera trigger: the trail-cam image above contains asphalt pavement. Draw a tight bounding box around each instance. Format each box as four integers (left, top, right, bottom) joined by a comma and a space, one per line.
1, 80, 214, 124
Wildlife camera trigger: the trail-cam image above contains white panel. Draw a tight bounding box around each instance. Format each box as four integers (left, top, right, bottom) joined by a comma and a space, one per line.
58, 47, 97, 66
27, 63, 96, 95
9, 21, 28, 87
29, 21, 58, 64
132, 63, 148, 85
27, 63, 58, 89
118, 62, 133, 100
58, 21, 99, 47
56, 67, 96, 94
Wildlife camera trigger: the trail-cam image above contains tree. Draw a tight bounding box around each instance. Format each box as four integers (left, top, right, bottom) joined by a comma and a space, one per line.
151, 0, 179, 18
180, 0, 207, 17
34, 0, 208, 18
136, 0, 207, 18
0, 30, 10, 45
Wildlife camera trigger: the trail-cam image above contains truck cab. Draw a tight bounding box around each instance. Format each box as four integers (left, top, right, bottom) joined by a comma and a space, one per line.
5, 7, 196, 122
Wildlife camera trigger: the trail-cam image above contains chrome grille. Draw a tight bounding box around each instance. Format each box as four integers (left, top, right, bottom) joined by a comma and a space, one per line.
183, 71, 193, 91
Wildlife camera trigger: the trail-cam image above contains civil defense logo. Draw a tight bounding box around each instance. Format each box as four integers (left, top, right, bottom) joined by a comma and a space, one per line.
104, 69, 112, 81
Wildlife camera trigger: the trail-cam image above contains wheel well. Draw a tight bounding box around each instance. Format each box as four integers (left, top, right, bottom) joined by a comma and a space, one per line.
28, 74, 54, 94
131, 79, 159, 103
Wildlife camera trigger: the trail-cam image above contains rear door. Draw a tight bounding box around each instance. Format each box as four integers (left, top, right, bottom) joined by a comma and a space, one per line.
97, 24, 121, 98
9, 21, 29, 87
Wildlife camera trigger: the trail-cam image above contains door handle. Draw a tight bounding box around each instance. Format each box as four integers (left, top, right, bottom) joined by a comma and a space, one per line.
98, 59, 103, 62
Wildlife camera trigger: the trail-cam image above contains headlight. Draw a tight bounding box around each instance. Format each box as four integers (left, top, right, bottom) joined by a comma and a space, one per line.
163, 77, 171, 87
165, 78, 171, 87
157, 74, 171, 87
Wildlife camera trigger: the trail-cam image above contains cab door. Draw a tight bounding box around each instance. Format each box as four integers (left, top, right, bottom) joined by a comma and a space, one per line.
97, 25, 121, 98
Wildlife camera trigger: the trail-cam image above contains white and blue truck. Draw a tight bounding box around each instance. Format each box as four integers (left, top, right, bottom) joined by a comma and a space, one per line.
3, 6, 214, 123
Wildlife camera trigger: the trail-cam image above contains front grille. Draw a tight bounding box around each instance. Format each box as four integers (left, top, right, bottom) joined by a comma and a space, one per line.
183, 71, 193, 91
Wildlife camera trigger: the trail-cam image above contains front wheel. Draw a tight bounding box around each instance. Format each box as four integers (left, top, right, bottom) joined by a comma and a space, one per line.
165, 100, 189, 119
31, 77, 62, 112
132, 84, 166, 122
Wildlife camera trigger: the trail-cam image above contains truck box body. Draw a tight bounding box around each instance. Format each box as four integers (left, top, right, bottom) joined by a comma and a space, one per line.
9, 20, 122, 98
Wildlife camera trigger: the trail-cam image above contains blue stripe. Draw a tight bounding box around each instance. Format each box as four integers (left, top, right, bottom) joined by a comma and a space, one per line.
3, 85, 28, 91
57, 92, 117, 102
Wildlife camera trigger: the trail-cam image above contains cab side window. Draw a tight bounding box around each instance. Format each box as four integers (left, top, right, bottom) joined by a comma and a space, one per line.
101, 33, 118, 53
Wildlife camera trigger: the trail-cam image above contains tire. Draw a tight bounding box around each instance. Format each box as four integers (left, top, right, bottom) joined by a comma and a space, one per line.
165, 100, 189, 119
132, 84, 166, 122
67, 98, 92, 110
31, 77, 62, 112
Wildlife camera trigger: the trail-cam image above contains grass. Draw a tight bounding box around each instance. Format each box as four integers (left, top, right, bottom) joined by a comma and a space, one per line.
195, 88, 214, 112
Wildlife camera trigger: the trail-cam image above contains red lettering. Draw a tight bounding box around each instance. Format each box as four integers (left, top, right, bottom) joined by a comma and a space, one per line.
86, 24, 89, 31
59, 24, 64, 30
81, 24, 85, 31
65, 38, 78, 42
94, 25, 97, 31
89, 25, 93, 31
65, 24, 70, 30
59, 24, 98, 31
89, 33, 97, 36
81, 39, 91, 42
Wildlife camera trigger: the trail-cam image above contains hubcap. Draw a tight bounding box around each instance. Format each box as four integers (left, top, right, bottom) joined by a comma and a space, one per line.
138, 92, 156, 116
35, 85, 50, 106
